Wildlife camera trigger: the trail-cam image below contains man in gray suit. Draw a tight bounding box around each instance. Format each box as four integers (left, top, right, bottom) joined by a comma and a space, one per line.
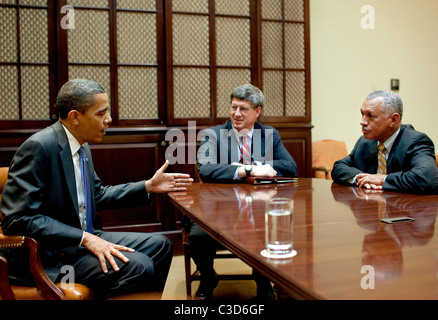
332, 90, 438, 194
1, 79, 193, 298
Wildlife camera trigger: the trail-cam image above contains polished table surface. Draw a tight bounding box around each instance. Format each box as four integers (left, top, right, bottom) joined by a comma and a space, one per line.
168, 178, 438, 300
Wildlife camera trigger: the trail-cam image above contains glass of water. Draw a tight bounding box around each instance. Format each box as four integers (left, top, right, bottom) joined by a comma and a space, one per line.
265, 198, 294, 256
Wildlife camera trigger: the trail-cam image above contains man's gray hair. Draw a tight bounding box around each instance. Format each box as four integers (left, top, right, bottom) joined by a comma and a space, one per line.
56, 78, 106, 119
230, 84, 264, 109
366, 90, 403, 119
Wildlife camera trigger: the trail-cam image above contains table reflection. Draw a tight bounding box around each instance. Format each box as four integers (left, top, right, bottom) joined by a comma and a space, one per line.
331, 183, 438, 283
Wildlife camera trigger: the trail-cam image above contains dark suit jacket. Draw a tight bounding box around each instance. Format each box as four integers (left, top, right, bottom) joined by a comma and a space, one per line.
331, 124, 438, 194
1, 121, 149, 277
197, 120, 297, 182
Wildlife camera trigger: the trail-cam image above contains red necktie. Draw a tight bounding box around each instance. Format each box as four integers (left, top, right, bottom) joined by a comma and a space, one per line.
241, 135, 251, 165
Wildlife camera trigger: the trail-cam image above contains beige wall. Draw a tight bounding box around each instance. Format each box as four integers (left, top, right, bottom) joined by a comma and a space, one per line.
310, 0, 438, 153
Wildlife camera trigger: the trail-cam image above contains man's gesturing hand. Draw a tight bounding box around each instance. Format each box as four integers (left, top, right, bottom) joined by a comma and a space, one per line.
145, 160, 193, 193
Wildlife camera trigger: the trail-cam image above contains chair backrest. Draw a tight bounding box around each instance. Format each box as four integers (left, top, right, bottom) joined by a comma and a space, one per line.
194, 163, 202, 183
312, 140, 347, 180
0, 167, 8, 223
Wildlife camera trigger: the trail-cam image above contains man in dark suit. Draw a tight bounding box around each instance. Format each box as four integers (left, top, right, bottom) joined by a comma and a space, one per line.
187, 84, 297, 300
332, 90, 438, 194
0, 79, 193, 298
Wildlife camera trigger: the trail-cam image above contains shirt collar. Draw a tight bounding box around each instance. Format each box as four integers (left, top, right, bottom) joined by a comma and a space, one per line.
62, 124, 82, 156
379, 127, 401, 154
232, 126, 254, 142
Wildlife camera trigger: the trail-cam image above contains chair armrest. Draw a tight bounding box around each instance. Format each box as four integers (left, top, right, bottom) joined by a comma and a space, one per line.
0, 233, 25, 248
0, 232, 66, 300
313, 166, 331, 179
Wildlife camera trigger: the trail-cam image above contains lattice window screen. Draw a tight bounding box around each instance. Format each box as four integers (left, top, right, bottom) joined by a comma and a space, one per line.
173, 68, 210, 119
68, 10, 110, 64
262, 0, 283, 20
216, 0, 249, 15
216, 17, 250, 67
117, 8, 158, 119
216, 69, 251, 118
69, 66, 111, 100
67, 4, 111, 104
117, 12, 156, 65
0, 4, 49, 120
215, 0, 251, 119
261, 0, 307, 118
263, 71, 284, 117
0, 7, 17, 62
0, 65, 19, 120
172, 0, 209, 13
285, 23, 305, 69
19, 0, 47, 5
22, 66, 50, 119
68, 0, 108, 7
117, 0, 156, 10
20, 9, 48, 63
172, 0, 211, 119
118, 67, 158, 119
172, 15, 210, 66
285, 0, 305, 21
262, 21, 283, 69
0, 7, 18, 120
286, 71, 306, 116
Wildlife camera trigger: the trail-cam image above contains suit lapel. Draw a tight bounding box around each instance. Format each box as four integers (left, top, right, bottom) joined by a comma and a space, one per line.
253, 122, 266, 160
54, 122, 79, 214
223, 121, 240, 163
365, 141, 378, 173
386, 126, 405, 170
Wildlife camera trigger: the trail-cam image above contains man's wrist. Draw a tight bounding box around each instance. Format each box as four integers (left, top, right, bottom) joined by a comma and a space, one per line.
237, 166, 247, 179
244, 165, 253, 177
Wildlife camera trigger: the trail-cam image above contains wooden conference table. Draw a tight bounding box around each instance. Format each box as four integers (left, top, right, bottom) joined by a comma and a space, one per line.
168, 178, 438, 300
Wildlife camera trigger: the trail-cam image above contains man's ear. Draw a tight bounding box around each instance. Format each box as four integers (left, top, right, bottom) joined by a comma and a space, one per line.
67, 110, 80, 125
390, 112, 401, 127
255, 106, 262, 118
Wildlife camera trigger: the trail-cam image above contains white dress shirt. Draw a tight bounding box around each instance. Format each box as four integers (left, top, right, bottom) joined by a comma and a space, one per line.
62, 125, 87, 245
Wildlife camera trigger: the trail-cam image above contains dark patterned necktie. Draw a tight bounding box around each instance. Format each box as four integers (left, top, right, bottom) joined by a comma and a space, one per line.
78, 147, 94, 234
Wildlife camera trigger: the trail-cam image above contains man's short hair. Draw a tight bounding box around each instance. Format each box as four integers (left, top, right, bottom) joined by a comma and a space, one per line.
230, 84, 264, 109
56, 78, 106, 119
366, 90, 403, 120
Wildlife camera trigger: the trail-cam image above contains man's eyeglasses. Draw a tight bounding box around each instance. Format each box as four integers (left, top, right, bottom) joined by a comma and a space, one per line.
231, 105, 253, 114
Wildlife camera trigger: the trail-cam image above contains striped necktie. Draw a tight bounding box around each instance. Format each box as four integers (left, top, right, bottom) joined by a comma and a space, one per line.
78, 147, 94, 234
377, 143, 387, 174
241, 135, 251, 165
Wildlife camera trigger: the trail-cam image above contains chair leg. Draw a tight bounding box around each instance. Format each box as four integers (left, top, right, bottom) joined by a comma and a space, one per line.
182, 227, 193, 299
0, 257, 16, 300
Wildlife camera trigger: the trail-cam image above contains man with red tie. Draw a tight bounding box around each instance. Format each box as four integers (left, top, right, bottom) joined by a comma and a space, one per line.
187, 84, 297, 300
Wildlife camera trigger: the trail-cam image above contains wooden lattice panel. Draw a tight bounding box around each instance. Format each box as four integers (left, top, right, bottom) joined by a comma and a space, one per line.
117, 12, 156, 64
118, 67, 158, 119
216, 68, 251, 118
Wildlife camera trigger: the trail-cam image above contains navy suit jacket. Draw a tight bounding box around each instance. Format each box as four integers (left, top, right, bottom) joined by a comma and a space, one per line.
331, 124, 438, 194
197, 120, 297, 182
1, 121, 149, 266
